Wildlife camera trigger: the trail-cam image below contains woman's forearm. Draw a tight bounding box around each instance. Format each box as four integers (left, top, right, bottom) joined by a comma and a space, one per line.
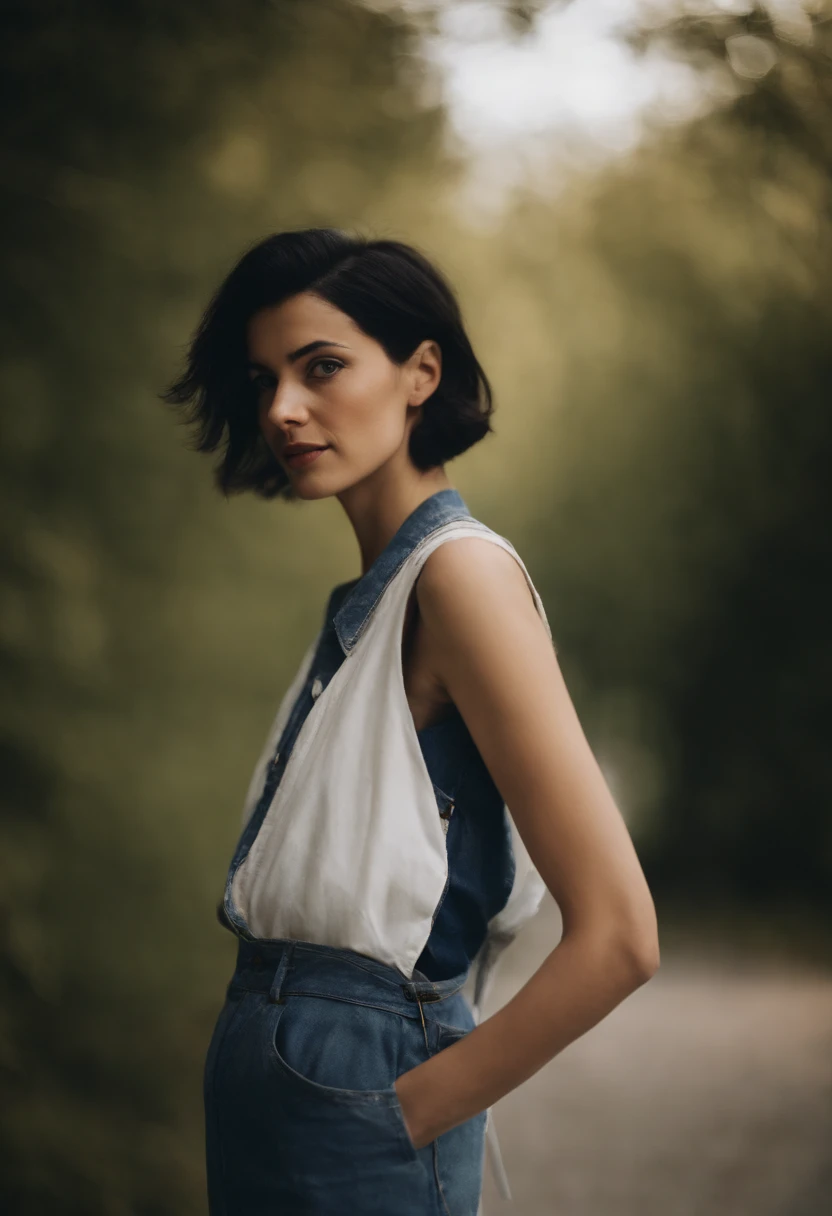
395, 926, 658, 1149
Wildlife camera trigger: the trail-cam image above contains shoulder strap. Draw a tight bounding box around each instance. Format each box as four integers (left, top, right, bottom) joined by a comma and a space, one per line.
239, 627, 322, 827
359, 517, 555, 651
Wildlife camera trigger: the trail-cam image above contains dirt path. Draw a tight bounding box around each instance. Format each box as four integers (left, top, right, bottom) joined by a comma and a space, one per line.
470, 895, 832, 1216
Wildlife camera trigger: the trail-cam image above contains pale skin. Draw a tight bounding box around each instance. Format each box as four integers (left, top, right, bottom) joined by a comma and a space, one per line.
247, 290, 660, 1151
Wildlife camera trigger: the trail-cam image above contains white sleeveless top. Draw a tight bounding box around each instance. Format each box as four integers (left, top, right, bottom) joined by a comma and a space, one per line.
231, 518, 552, 989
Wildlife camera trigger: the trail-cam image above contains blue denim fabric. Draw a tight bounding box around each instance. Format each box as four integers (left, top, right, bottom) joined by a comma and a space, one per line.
414, 712, 515, 980
205, 937, 487, 1215
218, 487, 517, 982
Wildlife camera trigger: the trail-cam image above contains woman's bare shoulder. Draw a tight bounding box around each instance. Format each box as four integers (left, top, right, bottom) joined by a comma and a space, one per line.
415, 532, 541, 637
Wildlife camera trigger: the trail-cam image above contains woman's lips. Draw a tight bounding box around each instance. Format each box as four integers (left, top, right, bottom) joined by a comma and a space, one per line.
284, 446, 328, 470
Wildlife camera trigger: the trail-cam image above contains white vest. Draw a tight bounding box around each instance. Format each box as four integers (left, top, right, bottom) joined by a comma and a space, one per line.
231, 518, 552, 990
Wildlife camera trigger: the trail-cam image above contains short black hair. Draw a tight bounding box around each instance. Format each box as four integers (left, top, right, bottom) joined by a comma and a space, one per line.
162, 227, 494, 499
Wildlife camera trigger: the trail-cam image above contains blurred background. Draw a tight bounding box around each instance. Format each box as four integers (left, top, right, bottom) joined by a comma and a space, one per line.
2, 0, 831, 1212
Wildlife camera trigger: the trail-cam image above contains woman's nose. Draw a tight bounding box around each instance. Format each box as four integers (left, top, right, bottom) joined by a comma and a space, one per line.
265, 386, 310, 429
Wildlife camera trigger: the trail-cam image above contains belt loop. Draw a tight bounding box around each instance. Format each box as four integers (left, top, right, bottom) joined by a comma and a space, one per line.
268, 941, 296, 1004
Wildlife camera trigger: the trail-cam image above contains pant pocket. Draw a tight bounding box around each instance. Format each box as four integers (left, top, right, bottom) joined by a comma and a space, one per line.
256, 996, 440, 1211
207, 992, 437, 1215
265, 994, 422, 1158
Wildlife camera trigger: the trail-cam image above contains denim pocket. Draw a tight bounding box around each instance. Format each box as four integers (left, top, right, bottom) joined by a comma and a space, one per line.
261, 992, 433, 1181
265, 995, 422, 1165
267, 995, 405, 1091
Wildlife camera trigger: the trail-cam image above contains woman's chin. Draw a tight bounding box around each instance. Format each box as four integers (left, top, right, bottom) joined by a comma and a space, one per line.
287, 459, 386, 501
289, 474, 339, 501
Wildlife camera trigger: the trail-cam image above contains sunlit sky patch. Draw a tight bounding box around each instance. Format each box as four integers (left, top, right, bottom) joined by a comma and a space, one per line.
362, 0, 754, 216
422, 0, 710, 145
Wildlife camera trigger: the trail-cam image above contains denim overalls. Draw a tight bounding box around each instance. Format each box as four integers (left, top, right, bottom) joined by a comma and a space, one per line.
204, 489, 541, 1214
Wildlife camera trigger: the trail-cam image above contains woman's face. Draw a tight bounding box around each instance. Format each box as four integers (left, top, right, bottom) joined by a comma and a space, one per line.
246, 292, 441, 500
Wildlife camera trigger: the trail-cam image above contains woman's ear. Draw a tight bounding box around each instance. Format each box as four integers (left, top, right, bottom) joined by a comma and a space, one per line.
409, 339, 442, 407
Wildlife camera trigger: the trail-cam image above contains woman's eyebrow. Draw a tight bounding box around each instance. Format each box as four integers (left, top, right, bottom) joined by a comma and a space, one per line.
286, 339, 350, 362
246, 340, 350, 372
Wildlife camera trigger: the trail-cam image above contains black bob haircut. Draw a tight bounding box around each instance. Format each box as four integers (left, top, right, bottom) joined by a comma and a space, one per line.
162, 227, 494, 499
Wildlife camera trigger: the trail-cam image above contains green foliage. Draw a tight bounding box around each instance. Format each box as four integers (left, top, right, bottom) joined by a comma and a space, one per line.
0, 2, 455, 1210
506, 1, 832, 908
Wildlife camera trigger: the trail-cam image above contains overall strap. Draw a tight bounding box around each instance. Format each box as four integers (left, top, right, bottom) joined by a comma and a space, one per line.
353, 518, 554, 661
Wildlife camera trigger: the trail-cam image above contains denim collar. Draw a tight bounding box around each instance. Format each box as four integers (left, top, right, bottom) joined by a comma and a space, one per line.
333, 487, 474, 655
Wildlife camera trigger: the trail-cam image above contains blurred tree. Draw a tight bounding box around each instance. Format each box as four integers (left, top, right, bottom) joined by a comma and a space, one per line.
508, 1, 832, 916
0, 1, 456, 1211
624, 1, 832, 911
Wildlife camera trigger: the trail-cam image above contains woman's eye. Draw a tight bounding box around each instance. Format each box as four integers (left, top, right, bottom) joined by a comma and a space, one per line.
250, 373, 275, 395
309, 358, 343, 378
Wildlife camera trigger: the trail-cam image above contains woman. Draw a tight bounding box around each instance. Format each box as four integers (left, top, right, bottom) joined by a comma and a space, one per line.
164, 228, 660, 1216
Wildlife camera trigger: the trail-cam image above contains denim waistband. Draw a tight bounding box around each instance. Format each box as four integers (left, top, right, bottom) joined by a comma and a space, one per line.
227, 937, 470, 1020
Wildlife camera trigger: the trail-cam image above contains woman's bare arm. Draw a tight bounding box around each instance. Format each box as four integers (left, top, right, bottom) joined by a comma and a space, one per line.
394, 536, 660, 1149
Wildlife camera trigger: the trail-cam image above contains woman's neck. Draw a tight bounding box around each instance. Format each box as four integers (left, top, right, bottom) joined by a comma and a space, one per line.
336, 463, 454, 575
